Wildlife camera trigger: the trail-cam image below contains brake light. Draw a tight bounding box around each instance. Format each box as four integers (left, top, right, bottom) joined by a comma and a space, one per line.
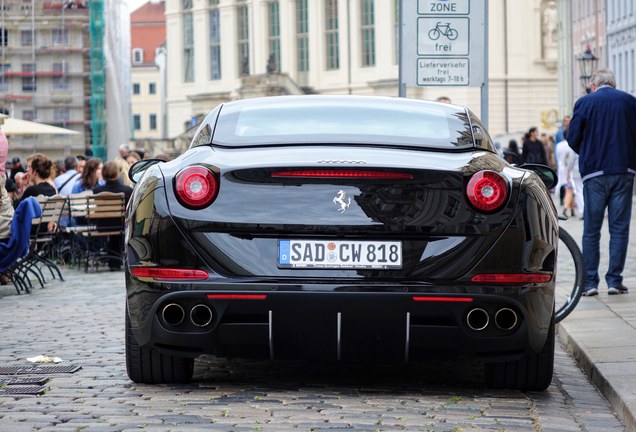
206, 294, 268, 300
271, 170, 413, 179
412, 296, 474, 303
130, 267, 209, 280
466, 171, 508, 212
471, 273, 552, 284
175, 166, 219, 209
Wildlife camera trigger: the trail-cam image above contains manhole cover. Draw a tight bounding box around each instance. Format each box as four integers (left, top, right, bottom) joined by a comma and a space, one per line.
0, 385, 48, 396
0, 365, 81, 375
0, 377, 49, 385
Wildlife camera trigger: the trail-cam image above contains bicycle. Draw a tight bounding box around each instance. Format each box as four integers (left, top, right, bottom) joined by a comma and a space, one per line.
428, 22, 459, 41
555, 220, 584, 323
514, 162, 583, 323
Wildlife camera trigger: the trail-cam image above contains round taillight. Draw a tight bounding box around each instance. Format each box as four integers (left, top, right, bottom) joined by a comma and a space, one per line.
175, 166, 219, 209
466, 171, 508, 212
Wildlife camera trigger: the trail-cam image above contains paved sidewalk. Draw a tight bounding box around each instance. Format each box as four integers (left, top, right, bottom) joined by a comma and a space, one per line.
556, 199, 636, 432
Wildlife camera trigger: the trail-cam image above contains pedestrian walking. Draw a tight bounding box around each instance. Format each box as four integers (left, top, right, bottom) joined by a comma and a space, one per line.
503, 139, 522, 165
554, 136, 576, 217
567, 68, 636, 296
555, 115, 571, 148
567, 151, 584, 218
522, 127, 548, 165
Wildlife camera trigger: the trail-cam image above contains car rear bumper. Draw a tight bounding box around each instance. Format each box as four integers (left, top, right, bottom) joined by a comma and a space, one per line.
126, 280, 553, 363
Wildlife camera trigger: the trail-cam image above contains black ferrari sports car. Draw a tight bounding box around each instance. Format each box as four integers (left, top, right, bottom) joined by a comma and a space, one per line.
125, 95, 558, 390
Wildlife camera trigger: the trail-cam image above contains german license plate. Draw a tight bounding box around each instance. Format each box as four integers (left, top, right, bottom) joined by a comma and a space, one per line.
278, 240, 402, 269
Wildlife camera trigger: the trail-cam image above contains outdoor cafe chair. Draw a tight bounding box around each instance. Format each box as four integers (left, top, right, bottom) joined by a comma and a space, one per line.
0, 197, 42, 294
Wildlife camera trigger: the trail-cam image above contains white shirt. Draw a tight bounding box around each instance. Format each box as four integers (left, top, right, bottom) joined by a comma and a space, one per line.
53, 169, 80, 196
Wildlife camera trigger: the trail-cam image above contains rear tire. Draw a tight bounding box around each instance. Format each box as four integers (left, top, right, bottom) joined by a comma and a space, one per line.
125, 305, 194, 384
485, 314, 555, 391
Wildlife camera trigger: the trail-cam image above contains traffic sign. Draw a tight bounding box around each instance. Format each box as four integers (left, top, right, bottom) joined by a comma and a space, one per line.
418, 0, 469, 15
418, 18, 469, 56
400, 0, 485, 88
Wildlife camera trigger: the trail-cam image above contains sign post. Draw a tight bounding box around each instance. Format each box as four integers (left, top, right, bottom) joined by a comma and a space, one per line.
399, 0, 488, 124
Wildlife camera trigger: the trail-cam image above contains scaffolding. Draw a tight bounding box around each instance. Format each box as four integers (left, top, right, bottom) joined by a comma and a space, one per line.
0, 0, 92, 156
89, 0, 106, 159
0, 0, 112, 159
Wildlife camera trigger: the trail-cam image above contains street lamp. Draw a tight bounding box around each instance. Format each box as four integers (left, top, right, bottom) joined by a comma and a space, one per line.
577, 47, 598, 94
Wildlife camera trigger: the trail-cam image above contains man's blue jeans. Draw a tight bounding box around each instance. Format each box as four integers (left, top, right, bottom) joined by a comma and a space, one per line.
582, 173, 634, 289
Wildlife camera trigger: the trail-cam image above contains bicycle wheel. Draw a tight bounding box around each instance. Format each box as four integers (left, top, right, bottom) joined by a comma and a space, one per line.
428, 28, 440, 40
554, 227, 584, 323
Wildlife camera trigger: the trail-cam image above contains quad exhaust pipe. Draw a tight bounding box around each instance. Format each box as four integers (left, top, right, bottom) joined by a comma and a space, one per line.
466, 307, 519, 332
161, 303, 214, 327
162, 303, 185, 326
494, 308, 518, 331
190, 304, 214, 327
466, 308, 489, 331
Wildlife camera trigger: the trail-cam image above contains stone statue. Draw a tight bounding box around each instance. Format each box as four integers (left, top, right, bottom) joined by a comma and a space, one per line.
542, 0, 557, 60
266, 54, 277, 74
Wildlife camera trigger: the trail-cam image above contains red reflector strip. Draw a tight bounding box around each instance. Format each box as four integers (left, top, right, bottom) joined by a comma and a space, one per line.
412, 296, 474, 303
471, 273, 552, 283
206, 294, 268, 300
271, 170, 413, 179
130, 267, 209, 280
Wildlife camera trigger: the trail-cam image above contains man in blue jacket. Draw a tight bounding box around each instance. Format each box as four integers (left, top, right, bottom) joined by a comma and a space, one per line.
568, 68, 636, 296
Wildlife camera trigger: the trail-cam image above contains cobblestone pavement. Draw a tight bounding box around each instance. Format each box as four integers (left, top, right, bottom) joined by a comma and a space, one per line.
0, 269, 625, 432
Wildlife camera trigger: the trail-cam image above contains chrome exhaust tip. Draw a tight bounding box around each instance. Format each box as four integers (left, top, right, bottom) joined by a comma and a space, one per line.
190, 304, 213, 327
466, 308, 489, 331
494, 308, 518, 331
161, 303, 185, 326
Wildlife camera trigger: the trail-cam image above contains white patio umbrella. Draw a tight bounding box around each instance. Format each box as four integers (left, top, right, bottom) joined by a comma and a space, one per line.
0, 115, 80, 136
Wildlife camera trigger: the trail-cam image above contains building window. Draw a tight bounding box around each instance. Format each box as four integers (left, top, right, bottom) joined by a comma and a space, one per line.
132, 83, 140, 95
149, 82, 156, 94
325, 0, 339, 70
183, 0, 194, 82
21, 30, 33, 46
53, 107, 70, 123
210, 8, 221, 80
22, 64, 36, 92
267, 1, 280, 73
52, 28, 69, 46
149, 113, 157, 130
133, 114, 141, 130
296, 0, 309, 72
237, 2, 250, 76
360, 0, 375, 66
132, 48, 144, 64
0, 28, 7, 46
0, 64, 9, 92
52, 62, 69, 90
22, 109, 36, 121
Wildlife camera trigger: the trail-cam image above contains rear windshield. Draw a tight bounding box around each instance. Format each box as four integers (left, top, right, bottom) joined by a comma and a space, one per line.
211, 97, 473, 149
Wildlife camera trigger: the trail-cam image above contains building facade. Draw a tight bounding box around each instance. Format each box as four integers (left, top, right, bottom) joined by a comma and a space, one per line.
606, 0, 636, 95
571, 0, 607, 99
0, 0, 89, 159
164, 0, 560, 146
130, 0, 169, 156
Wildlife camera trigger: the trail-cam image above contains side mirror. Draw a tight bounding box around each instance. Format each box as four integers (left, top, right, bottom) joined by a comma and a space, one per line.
128, 159, 165, 184
519, 163, 558, 190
